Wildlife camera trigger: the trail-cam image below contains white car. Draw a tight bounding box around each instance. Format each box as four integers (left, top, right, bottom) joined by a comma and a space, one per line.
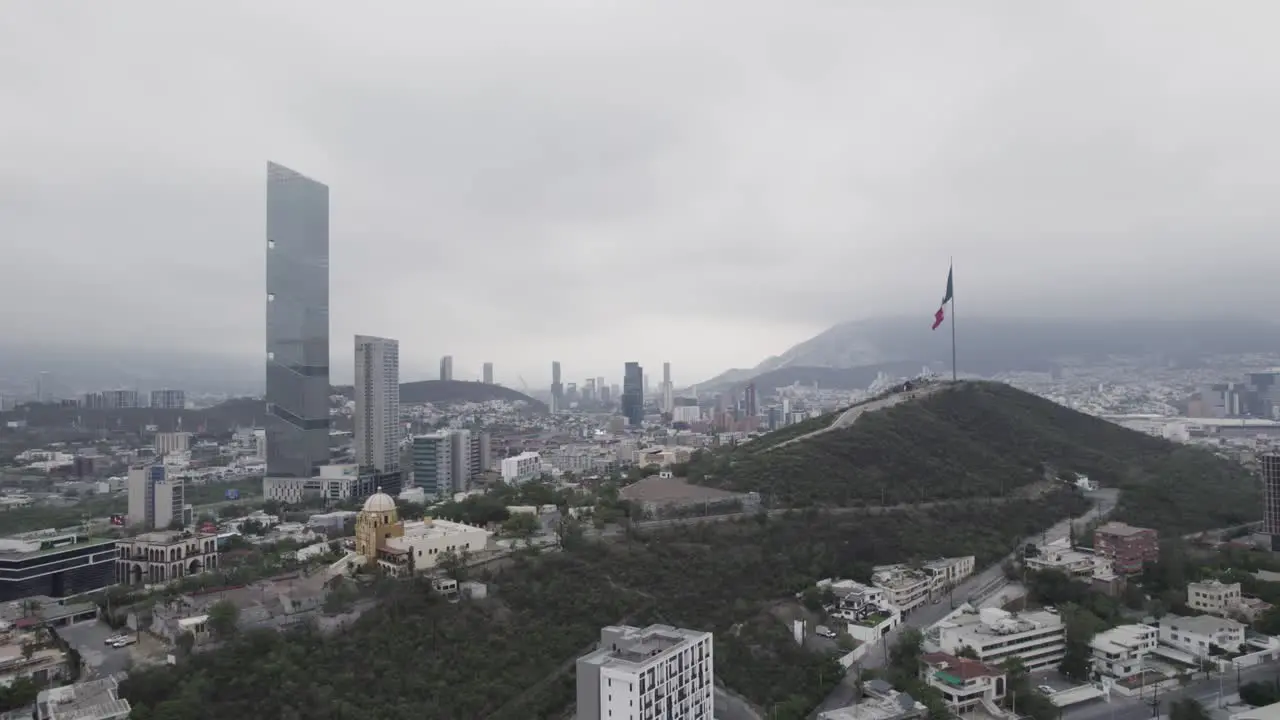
103, 634, 128, 645
1037, 685, 1054, 695
110, 636, 136, 648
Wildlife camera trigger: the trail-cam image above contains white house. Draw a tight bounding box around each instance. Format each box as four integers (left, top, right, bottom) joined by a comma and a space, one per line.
1090, 624, 1157, 679
1187, 580, 1243, 617
1159, 614, 1246, 659
820, 579, 903, 643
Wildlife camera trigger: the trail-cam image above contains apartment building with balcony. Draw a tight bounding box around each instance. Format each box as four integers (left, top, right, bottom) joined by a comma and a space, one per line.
575, 624, 713, 720
872, 556, 975, 615
936, 608, 1066, 672
920, 652, 1006, 715
1090, 624, 1157, 679
1093, 522, 1158, 576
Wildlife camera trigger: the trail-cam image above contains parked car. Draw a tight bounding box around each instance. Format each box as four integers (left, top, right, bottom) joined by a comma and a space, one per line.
1037, 685, 1054, 695
104, 634, 128, 645
110, 636, 136, 648
816, 626, 838, 639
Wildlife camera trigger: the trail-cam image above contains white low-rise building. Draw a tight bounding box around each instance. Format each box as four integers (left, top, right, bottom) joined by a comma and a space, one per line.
500, 451, 542, 485
937, 608, 1066, 671
377, 518, 490, 576
1159, 614, 1246, 659
1025, 538, 1101, 577
1090, 624, 1157, 679
1188, 580, 1243, 617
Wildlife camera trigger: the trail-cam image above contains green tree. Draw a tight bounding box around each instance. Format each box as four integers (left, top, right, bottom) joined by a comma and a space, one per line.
1170, 698, 1210, 720
206, 600, 239, 639
437, 548, 471, 583
501, 512, 540, 538
175, 631, 195, 657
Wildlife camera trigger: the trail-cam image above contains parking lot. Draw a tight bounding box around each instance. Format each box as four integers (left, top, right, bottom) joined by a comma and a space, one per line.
1027, 668, 1079, 695
56, 621, 137, 678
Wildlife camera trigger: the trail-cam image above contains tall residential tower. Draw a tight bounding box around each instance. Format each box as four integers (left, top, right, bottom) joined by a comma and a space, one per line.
439, 355, 454, 381
622, 362, 644, 427
354, 335, 400, 472
265, 162, 330, 481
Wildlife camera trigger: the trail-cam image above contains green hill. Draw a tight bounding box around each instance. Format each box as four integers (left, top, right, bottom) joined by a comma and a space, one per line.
685, 381, 1259, 536
332, 380, 546, 411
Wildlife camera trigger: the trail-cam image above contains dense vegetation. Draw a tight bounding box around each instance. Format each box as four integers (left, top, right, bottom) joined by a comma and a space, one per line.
685, 381, 1259, 535
120, 490, 1086, 720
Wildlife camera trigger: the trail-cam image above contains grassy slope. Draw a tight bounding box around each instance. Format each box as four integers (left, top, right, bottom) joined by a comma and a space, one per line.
688, 381, 1259, 536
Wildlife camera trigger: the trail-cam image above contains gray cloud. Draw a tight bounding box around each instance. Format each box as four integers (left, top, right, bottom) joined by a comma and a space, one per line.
2, 0, 1279, 387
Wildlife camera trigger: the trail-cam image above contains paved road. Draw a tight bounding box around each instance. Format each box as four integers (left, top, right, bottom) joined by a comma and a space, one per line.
1066, 661, 1280, 720
768, 384, 950, 453
808, 489, 1120, 717
586, 496, 1040, 540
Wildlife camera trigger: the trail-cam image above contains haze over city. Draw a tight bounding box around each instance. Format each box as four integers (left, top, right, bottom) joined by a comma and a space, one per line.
4, 1, 1280, 387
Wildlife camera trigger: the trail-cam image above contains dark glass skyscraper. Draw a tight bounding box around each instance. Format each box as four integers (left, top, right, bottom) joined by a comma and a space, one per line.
265, 162, 330, 479
622, 362, 644, 427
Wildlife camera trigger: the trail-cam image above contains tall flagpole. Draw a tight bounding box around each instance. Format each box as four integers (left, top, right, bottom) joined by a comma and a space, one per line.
950, 257, 957, 382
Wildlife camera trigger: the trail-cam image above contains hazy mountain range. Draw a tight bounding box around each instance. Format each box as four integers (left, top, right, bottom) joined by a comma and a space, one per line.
693, 316, 1280, 392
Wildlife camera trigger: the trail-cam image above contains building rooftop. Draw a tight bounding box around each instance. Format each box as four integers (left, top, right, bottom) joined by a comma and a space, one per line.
36, 675, 131, 720
579, 624, 709, 671
1095, 522, 1154, 537
1163, 614, 1245, 636
871, 565, 929, 590
127, 530, 215, 546
1090, 624, 1156, 655
818, 690, 924, 720
0, 529, 115, 558
921, 652, 1002, 681
941, 608, 1063, 644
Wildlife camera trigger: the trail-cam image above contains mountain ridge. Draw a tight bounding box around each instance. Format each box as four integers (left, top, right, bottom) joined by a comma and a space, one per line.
693, 316, 1280, 390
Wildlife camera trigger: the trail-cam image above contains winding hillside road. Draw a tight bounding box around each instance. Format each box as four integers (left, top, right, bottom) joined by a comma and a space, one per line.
766, 382, 951, 453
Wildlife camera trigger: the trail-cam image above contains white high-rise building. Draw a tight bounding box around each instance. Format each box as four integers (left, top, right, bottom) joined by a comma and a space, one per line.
661, 362, 674, 413
354, 335, 400, 472
576, 624, 713, 720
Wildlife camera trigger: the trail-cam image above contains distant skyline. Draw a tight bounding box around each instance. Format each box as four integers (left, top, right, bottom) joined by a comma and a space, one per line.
5, 3, 1280, 386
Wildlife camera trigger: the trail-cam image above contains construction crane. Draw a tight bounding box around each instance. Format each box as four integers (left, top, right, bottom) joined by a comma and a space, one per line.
517, 375, 530, 392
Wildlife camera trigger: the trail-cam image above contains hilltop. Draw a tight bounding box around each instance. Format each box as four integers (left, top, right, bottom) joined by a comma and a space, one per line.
684, 381, 1259, 536
331, 380, 545, 411
699, 362, 926, 394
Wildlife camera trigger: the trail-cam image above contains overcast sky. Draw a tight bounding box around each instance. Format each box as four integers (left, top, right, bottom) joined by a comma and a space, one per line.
4, 1, 1279, 387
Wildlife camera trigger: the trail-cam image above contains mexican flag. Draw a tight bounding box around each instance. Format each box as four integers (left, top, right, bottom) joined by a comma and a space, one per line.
931, 266, 953, 330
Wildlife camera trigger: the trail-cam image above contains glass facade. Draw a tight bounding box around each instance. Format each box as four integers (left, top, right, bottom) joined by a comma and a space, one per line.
266, 162, 331, 478
622, 362, 644, 427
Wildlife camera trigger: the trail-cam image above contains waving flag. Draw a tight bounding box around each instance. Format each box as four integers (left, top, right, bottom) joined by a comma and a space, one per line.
931, 266, 953, 331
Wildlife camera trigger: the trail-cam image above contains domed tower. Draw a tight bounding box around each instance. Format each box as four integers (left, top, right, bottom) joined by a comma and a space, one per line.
355, 488, 404, 561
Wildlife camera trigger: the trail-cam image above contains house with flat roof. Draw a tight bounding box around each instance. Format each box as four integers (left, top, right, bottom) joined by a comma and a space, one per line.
1090, 624, 1157, 679
35, 674, 131, 720
1159, 614, 1245, 659
936, 608, 1066, 672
